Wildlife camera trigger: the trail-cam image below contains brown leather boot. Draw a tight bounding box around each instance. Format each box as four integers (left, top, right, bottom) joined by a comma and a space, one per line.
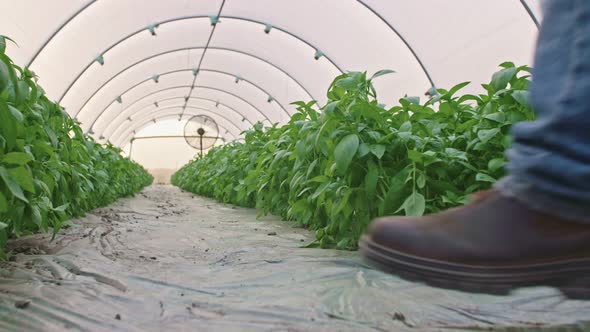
359, 190, 590, 299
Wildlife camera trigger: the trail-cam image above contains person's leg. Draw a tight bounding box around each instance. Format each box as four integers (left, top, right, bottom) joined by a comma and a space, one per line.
360, 0, 590, 299
496, 0, 590, 222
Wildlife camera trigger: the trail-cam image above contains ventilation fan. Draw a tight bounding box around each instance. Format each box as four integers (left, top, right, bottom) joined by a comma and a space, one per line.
183, 115, 219, 156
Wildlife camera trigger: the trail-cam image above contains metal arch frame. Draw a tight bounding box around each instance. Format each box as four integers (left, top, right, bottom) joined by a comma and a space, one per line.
356, 0, 435, 88
28, 1, 437, 117
114, 116, 236, 149
91, 84, 271, 128
130, 135, 229, 143
116, 113, 236, 148
72, 46, 317, 118
356, 0, 540, 89
26, 0, 99, 67
122, 117, 234, 153
110, 106, 245, 141
179, 1, 226, 120
109, 105, 245, 143
87, 85, 273, 134
101, 97, 255, 139
519, 0, 540, 29
100, 92, 252, 139
123, 116, 236, 145
109, 103, 247, 139
117, 111, 238, 145
113, 111, 238, 147
101, 96, 254, 139
55, 15, 344, 102
26, 1, 540, 100
83, 68, 290, 131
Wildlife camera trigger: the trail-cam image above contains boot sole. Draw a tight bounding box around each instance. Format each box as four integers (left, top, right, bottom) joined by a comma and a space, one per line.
359, 235, 590, 299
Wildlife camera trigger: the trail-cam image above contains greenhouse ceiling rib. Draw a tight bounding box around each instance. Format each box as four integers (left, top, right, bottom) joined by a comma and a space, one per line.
72, 47, 316, 119
113, 108, 242, 144
179, 0, 226, 119
118, 105, 246, 136
81, 69, 288, 133
117, 121, 234, 149
93, 85, 273, 137
108, 106, 248, 142
89, 85, 272, 135
114, 98, 253, 130
112, 110, 243, 144
25, 0, 99, 68
55, 15, 343, 103
110, 107, 244, 145
128, 134, 231, 145
112, 108, 243, 147
519, 0, 540, 28
100, 97, 254, 140
26, 0, 441, 95
97, 89, 265, 140
115, 112, 239, 147
356, 0, 434, 87
107, 85, 272, 123
16, 0, 540, 114
121, 119, 235, 150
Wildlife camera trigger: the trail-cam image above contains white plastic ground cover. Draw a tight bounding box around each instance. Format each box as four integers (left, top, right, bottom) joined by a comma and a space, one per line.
0, 186, 588, 332
0, 0, 541, 146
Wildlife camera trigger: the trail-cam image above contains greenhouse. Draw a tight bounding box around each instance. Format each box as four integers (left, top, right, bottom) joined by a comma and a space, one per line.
1, 0, 589, 331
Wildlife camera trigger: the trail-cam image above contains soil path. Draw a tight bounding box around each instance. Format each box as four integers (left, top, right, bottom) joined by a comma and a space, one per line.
0, 185, 588, 331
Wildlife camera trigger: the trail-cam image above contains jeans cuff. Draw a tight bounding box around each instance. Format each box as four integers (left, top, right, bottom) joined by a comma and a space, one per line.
495, 176, 590, 224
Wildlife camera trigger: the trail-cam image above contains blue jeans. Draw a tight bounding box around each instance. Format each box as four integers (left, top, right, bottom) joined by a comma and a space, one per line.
496, 0, 590, 223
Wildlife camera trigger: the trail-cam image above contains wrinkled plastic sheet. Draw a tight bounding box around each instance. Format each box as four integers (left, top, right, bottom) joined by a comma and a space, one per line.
0, 185, 588, 332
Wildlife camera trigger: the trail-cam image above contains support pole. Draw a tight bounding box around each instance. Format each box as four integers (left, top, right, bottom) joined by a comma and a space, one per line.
129, 138, 135, 159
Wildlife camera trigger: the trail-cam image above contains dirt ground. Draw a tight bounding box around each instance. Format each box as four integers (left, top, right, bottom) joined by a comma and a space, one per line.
0, 185, 588, 332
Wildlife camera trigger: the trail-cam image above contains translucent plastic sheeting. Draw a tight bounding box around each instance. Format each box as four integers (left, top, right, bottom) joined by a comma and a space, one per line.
116, 119, 228, 150
112, 109, 241, 148
0, 0, 81, 67
220, 0, 431, 106
65, 18, 310, 129
118, 113, 241, 148
0, 0, 541, 146
85, 70, 288, 137
360, 0, 541, 92
1, 186, 588, 332
125, 119, 230, 171
10, 0, 221, 98
132, 117, 237, 144
128, 137, 224, 171
129, 110, 239, 141
101, 86, 269, 144
103, 98, 251, 144
207, 17, 341, 105
72, 47, 311, 134
65, 23, 211, 120
113, 104, 245, 140
99, 87, 264, 143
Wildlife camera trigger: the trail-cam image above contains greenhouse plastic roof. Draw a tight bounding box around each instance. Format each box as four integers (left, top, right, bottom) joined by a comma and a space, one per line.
0, 0, 541, 146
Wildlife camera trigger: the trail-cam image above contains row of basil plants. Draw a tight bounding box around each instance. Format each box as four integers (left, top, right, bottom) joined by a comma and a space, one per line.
0, 36, 153, 258
172, 62, 534, 249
